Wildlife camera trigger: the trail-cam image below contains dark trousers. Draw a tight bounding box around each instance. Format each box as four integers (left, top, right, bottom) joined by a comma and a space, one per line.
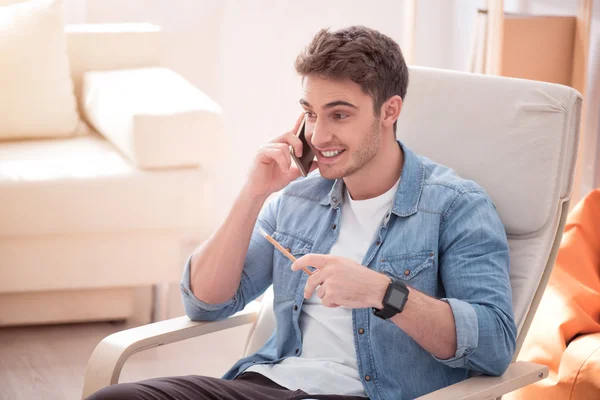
86, 371, 370, 400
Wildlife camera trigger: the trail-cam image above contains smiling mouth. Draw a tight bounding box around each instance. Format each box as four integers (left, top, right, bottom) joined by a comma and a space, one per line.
320, 149, 345, 158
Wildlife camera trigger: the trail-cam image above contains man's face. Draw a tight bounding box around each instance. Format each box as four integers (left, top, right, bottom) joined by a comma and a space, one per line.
300, 75, 381, 180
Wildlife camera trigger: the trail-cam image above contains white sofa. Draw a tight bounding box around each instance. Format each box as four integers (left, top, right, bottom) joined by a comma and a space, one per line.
0, 23, 221, 326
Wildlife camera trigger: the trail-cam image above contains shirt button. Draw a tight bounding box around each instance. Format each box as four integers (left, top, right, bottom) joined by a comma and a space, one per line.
295, 348, 300, 354
376, 241, 381, 246
404, 269, 410, 276
182, 288, 188, 294
332, 224, 337, 230
293, 305, 298, 311
358, 328, 365, 334
332, 196, 338, 203
285, 247, 291, 253
365, 375, 371, 381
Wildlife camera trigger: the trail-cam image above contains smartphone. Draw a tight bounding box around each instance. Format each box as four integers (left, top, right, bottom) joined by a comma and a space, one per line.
290, 116, 315, 177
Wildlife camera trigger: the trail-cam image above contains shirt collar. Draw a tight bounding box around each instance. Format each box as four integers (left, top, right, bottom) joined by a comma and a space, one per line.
319, 141, 423, 217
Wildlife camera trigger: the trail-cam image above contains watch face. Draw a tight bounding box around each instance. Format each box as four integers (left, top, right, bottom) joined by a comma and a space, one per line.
387, 287, 407, 310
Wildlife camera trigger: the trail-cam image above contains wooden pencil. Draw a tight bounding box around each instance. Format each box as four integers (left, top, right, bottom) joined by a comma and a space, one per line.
258, 228, 313, 275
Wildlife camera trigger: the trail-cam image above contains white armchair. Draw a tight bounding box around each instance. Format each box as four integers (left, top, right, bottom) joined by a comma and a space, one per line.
0, 24, 222, 326
82, 67, 582, 399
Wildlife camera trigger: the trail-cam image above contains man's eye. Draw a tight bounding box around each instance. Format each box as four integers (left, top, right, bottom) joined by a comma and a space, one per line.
335, 113, 348, 120
305, 111, 317, 119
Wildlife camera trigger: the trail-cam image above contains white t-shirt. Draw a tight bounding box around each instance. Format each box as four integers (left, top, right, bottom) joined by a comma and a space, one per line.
247, 178, 399, 396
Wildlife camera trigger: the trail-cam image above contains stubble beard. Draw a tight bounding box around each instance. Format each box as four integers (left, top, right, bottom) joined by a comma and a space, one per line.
319, 119, 381, 180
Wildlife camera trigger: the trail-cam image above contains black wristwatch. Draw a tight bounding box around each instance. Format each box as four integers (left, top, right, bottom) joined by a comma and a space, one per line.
372, 278, 409, 320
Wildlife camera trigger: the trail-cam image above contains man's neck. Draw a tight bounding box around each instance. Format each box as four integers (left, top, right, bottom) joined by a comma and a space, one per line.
344, 138, 404, 200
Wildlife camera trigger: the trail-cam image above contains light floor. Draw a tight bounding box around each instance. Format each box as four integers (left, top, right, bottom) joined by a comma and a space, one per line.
0, 292, 251, 400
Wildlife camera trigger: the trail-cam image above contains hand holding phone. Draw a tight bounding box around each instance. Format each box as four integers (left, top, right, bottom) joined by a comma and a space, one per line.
290, 116, 316, 177
245, 114, 315, 199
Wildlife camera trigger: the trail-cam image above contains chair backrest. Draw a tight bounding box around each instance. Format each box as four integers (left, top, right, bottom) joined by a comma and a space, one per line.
243, 66, 582, 359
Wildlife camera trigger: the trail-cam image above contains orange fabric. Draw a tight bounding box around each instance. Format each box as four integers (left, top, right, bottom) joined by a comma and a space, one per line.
506, 189, 600, 400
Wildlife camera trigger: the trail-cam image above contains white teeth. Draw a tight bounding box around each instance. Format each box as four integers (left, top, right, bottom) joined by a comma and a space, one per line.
321, 150, 341, 158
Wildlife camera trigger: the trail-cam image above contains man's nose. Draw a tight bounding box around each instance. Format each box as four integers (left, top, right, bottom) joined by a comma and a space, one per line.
309, 119, 332, 148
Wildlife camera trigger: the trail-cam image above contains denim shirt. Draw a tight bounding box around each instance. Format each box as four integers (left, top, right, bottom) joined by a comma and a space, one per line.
181, 142, 517, 400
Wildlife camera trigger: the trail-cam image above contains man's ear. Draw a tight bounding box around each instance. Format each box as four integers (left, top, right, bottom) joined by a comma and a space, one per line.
381, 95, 403, 129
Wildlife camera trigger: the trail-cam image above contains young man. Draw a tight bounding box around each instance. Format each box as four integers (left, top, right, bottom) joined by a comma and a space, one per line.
89, 25, 516, 400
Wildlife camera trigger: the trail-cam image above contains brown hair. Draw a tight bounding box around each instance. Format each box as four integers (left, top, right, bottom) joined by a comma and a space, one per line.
295, 25, 409, 119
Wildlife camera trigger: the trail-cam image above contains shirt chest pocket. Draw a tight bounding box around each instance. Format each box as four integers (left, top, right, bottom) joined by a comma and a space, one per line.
271, 232, 313, 301
379, 251, 437, 295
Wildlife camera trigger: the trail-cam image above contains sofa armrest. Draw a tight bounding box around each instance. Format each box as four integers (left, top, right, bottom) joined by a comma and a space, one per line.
82, 67, 223, 169
416, 362, 548, 400
81, 301, 260, 399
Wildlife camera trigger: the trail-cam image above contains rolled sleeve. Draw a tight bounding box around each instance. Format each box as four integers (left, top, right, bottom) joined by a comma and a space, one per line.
180, 195, 280, 322
180, 255, 235, 315
433, 298, 479, 367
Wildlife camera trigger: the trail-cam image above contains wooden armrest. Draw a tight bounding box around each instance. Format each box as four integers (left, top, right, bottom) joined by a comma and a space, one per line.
416, 361, 548, 400
81, 302, 261, 399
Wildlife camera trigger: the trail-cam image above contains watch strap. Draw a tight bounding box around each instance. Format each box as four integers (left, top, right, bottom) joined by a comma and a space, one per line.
372, 278, 409, 320
372, 304, 400, 319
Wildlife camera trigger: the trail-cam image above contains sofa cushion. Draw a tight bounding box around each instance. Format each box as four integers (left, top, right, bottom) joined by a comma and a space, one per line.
0, 132, 211, 237
0, 0, 80, 139
82, 67, 223, 170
